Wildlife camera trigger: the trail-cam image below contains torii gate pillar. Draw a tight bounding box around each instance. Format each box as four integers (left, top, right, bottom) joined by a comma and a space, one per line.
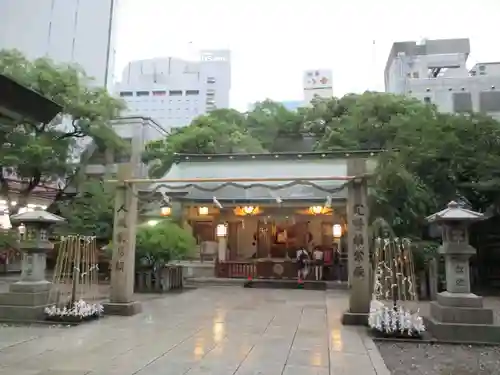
342, 158, 371, 325
103, 163, 142, 316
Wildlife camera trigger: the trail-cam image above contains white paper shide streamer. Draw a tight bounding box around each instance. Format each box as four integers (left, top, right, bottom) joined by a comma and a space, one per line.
368, 237, 426, 336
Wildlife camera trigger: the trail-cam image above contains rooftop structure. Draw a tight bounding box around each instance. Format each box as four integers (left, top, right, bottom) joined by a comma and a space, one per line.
385, 38, 500, 119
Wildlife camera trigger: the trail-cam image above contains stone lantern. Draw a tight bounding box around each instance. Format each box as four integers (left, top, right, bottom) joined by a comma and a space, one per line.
425, 201, 500, 343
426, 200, 483, 295
10, 210, 65, 284
0, 210, 65, 322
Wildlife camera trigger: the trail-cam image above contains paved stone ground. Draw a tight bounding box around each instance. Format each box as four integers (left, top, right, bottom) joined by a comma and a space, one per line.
377, 299, 500, 375
377, 342, 500, 375
0, 287, 388, 375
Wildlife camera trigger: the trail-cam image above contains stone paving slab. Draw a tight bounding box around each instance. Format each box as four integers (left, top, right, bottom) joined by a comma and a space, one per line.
0, 287, 389, 375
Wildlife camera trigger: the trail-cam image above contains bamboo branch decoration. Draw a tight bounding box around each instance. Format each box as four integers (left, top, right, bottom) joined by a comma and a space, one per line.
48, 235, 100, 308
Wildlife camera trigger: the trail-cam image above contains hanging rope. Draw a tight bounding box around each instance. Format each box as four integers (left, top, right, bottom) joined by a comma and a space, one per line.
48, 235, 100, 308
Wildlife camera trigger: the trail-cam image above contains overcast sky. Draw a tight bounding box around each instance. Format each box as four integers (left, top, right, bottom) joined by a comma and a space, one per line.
115, 0, 500, 111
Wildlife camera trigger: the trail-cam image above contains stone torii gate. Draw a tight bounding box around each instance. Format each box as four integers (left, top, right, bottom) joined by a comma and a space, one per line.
102, 159, 372, 325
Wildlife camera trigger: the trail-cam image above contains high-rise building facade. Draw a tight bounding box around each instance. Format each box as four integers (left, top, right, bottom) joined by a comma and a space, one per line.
303, 69, 333, 104
115, 50, 231, 131
385, 38, 500, 119
0, 0, 119, 89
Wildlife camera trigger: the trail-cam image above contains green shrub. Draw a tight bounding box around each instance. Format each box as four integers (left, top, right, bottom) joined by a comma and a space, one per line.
135, 220, 196, 268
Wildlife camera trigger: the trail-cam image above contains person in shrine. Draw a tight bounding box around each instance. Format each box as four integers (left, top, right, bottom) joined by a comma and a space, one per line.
313, 246, 324, 281
296, 246, 310, 280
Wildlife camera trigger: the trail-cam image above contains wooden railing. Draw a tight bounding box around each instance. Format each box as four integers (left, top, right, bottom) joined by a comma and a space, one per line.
215, 261, 257, 279
215, 260, 348, 281
135, 265, 184, 293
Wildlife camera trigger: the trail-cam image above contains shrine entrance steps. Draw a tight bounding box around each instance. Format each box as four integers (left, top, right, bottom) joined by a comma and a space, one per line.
244, 279, 349, 291
184, 277, 349, 291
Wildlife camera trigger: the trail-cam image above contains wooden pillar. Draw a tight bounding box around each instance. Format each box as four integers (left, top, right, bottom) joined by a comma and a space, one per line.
103, 163, 142, 316
342, 158, 371, 325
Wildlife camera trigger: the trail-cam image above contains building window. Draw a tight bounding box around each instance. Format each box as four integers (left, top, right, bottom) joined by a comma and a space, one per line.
479, 91, 500, 112
136, 91, 149, 96
119, 91, 133, 97
169, 90, 183, 96
453, 92, 473, 112
412, 72, 419, 78
186, 90, 199, 96
424, 97, 431, 104
152, 90, 166, 96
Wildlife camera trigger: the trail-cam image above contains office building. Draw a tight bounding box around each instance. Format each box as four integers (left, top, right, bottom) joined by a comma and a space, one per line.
0, 0, 119, 89
385, 38, 500, 118
303, 69, 333, 104
115, 50, 231, 131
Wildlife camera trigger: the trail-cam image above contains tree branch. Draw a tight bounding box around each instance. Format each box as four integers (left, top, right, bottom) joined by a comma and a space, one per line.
22, 170, 41, 196
0, 167, 10, 198
56, 118, 86, 140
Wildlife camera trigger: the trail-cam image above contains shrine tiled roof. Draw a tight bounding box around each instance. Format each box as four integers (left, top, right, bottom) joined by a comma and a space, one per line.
152, 151, 379, 202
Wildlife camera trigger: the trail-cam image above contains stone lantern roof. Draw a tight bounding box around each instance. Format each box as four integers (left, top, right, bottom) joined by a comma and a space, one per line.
10, 210, 66, 225
426, 201, 485, 223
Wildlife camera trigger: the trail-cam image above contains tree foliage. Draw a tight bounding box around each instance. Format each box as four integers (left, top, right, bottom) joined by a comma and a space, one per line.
308, 92, 500, 236
143, 101, 309, 177
136, 220, 196, 268
0, 49, 126, 215
143, 109, 266, 177
56, 180, 114, 240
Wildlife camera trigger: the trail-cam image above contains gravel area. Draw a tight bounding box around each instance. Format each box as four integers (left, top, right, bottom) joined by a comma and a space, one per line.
377, 342, 500, 375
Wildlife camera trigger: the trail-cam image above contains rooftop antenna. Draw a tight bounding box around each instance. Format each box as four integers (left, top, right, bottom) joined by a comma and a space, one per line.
186, 41, 198, 61
371, 40, 377, 91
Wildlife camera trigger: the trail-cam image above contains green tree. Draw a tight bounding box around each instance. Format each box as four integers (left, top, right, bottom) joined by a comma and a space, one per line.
136, 220, 196, 268
245, 100, 305, 151
56, 180, 114, 241
311, 92, 500, 236
0, 49, 126, 215
143, 109, 264, 178
143, 101, 312, 177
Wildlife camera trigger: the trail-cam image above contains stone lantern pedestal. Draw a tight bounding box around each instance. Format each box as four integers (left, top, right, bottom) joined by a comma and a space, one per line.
425, 201, 500, 343
0, 210, 65, 322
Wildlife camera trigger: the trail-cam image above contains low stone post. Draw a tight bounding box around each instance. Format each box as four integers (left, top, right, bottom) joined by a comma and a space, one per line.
425, 201, 500, 343
428, 257, 438, 300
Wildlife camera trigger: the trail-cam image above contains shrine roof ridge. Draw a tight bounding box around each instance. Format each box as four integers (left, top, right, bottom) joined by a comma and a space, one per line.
172, 150, 384, 163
